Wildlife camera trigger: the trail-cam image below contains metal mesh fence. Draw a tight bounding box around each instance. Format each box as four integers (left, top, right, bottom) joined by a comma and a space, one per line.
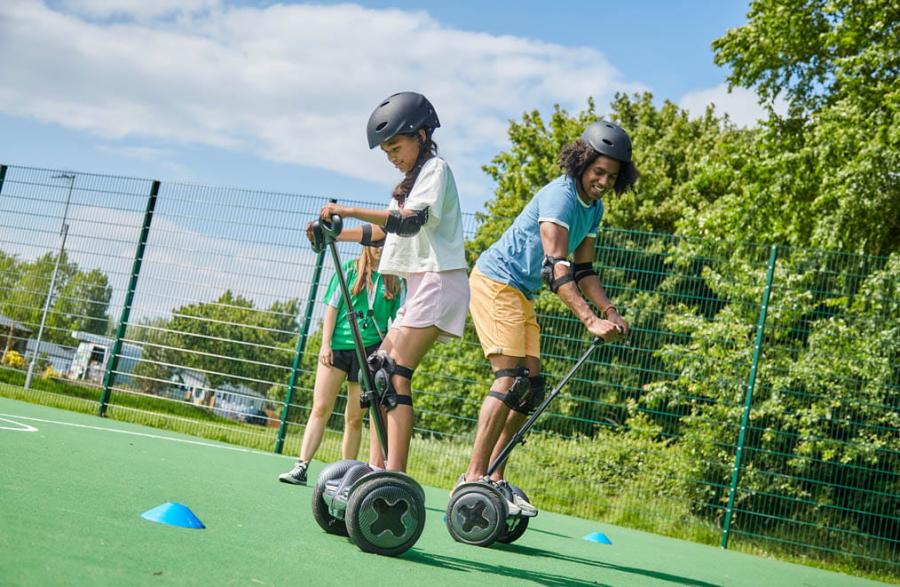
0, 164, 896, 578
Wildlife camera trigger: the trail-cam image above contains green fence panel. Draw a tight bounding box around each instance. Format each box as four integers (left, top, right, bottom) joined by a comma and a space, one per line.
0, 163, 895, 579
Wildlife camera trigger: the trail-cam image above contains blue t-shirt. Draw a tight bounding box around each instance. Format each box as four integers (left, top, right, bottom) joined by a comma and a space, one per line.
476, 175, 604, 298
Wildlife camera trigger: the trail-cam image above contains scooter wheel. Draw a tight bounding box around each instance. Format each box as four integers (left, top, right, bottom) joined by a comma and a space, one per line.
496, 483, 530, 544
446, 482, 506, 547
311, 459, 363, 536
345, 473, 426, 557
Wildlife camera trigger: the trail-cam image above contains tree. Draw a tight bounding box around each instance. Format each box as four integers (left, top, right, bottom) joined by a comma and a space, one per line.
704, 0, 900, 255
131, 291, 300, 398
0, 252, 112, 346
45, 268, 112, 340
472, 93, 750, 263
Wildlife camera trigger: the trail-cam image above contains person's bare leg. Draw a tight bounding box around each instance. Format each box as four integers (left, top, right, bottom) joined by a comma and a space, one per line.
367, 330, 397, 469
342, 381, 363, 460
464, 354, 524, 482
489, 355, 540, 482
382, 325, 440, 472
299, 362, 348, 463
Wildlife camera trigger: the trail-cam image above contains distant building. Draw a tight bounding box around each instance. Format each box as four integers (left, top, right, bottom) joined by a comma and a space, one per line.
24, 338, 75, 374
68, 331, 142, 385
163, 368, 210, 403
212, 382, 269, 425
164, 368, 269, 425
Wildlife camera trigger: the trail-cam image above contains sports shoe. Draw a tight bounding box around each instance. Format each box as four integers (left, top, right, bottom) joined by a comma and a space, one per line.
278, 460, 308, 485
492, 480, 538, 517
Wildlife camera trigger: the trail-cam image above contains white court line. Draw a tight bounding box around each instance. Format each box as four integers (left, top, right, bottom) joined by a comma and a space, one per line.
0, 417, 38, 432
0, 412, 292, 458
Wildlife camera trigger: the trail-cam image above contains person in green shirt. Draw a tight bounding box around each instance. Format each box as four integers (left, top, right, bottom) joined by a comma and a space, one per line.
279, 246, 402, 485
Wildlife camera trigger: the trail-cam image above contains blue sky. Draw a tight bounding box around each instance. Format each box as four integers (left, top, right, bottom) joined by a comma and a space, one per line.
0, 0, 763, 213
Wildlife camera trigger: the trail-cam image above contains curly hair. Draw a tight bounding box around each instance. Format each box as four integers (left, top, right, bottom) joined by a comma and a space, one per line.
391, 132, 439, 205
558, 139, 639, 194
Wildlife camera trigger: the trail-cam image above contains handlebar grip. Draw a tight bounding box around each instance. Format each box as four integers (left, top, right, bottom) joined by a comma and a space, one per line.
320, 215, 343, 237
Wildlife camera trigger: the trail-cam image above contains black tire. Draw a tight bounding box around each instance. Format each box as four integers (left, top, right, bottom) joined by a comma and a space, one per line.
345, 474, 426, 557
311, 459, 364, 536
446, 483, 506, 547
496, 484, 530, 544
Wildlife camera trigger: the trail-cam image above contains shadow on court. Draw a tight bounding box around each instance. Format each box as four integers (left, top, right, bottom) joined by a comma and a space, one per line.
405, 550, 614, 587
495, 542, 723, 587
405, 542, 723, 587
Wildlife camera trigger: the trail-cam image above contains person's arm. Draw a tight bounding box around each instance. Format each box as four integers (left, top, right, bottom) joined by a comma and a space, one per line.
540, 222, 623, 342
319, 305, 338, 366
318, 203, 426, 240
572, 237, 629, 335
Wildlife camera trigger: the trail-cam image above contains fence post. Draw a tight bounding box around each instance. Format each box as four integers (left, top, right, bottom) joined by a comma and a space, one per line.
0, 165, 7, 195
98, 180, 160, 416
721, 244, 778, 549
274, 199, 335, 454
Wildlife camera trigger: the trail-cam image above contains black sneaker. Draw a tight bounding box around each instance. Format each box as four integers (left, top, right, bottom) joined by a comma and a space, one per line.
278, 460, 308, 485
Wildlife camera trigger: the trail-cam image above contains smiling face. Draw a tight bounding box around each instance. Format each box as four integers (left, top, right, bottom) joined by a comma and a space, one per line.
380, 130, 425, 173
578, 154, 621, 202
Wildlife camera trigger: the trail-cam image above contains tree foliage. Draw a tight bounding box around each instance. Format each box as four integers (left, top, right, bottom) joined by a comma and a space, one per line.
131, 291, 299, 397
0, 251, 111, 346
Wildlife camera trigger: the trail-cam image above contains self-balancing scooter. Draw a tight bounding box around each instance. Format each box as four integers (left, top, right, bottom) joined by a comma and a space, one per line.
308, 215, 426, 557
446, 337, 603, 547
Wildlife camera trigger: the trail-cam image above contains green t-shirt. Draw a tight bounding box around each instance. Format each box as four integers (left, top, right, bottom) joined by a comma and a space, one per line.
322, 260, 402, 350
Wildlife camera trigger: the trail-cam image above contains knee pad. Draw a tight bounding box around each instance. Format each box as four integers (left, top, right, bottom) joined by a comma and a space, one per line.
365, 350, 414, 411
514, 375, 546, 415
488, 366, 530, 411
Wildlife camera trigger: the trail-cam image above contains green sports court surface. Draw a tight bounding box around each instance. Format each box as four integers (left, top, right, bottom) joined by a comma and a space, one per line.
0, 397, 885, 586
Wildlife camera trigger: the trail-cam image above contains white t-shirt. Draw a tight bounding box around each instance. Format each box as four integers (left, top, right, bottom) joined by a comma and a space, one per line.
378, 157, 468, 278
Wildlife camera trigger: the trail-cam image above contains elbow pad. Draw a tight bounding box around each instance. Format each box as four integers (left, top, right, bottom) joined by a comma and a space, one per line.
541, 256, 574, 293
383, 208, 429, 236
359, 224, 386, 248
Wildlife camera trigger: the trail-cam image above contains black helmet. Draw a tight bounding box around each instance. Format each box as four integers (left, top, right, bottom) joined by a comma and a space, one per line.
366, 92, 440, 149
581, 121, 632, 163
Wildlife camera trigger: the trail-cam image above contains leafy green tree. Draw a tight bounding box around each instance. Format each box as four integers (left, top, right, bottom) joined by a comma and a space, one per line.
45, 268, 112, 341
0, 252, 112, 346
131, 291, 300, 398
472, 93, 752, 263
702, 0, 900, 255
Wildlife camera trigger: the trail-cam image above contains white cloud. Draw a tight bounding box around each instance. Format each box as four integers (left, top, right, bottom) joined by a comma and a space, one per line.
0, 1, 643, 207
679, 83, 788, 127
59, 0, 221, 20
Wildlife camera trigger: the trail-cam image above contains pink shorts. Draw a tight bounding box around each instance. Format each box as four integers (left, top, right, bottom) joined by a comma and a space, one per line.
391, 269, 469, 342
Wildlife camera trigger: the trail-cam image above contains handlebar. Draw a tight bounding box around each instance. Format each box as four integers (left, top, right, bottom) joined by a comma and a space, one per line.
309, 214, 343, 253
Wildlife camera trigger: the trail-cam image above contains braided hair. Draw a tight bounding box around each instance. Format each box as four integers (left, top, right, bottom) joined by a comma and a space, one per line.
391, 132, 438, 206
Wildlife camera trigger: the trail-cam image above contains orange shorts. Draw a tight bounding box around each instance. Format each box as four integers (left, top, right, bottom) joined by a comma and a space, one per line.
469, 266, 540, 358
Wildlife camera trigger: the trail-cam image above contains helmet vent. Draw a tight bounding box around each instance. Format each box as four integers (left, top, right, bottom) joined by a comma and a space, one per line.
602, 138, 613, 146
380, 100, 391, 107
376, 122, 388, 131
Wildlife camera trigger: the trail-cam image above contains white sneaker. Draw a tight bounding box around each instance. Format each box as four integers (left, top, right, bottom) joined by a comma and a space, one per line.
512, 491, 538, 517
492, 480, 538, 517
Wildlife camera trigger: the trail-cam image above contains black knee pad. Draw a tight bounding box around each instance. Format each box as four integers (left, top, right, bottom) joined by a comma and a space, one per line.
512, 374, 546, 415
365, 350, 414, 411
488, 366, 531, 411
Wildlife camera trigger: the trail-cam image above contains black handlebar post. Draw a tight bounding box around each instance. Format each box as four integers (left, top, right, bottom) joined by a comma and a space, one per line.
313, 214, 389, 461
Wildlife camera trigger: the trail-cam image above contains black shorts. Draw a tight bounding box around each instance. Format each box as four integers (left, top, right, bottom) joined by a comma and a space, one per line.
331, 344, 380, 382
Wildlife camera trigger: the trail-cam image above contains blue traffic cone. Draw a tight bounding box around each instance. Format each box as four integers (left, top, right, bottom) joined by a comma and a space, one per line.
141, 502, 205, 529
583, 531, 612, 544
